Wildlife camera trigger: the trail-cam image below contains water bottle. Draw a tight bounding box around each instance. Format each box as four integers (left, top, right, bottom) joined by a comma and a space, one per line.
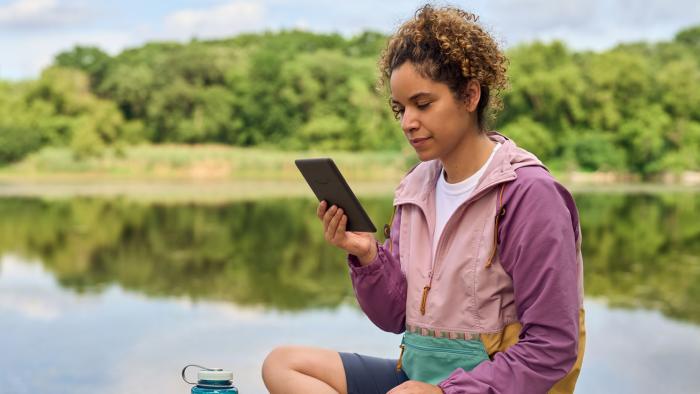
182, 364, 239, 393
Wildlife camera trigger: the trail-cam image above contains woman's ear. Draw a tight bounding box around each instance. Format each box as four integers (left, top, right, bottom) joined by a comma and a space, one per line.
464, 79, 481, 112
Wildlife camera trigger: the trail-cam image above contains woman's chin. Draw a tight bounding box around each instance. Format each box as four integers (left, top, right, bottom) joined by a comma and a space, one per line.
415, 149, 438, 162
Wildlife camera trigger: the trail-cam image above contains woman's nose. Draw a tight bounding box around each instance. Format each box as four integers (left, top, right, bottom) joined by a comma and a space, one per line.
401, 108, 419, 133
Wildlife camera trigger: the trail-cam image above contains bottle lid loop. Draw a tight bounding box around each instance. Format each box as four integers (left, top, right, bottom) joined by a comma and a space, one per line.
181, 364, 235, 389
181, 364, 217, 385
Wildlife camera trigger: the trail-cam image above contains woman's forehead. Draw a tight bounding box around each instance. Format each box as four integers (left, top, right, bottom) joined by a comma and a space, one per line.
390, 63, 448, 101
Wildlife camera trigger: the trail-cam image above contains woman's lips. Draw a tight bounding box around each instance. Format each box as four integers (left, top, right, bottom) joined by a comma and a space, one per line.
410, 137, 431, 147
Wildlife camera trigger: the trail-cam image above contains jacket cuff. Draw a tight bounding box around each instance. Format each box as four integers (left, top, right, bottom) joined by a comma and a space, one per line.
347, 241, 383, 273
437, 370, 468, 394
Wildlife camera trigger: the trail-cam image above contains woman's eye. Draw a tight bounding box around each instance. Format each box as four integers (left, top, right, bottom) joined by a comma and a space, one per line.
417, 102, 431, 109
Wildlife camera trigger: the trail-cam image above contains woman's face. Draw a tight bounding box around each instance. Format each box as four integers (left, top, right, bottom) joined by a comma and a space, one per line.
390, 62, 478, 162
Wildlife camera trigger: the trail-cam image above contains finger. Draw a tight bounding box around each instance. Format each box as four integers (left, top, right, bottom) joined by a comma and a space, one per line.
333, 212, 346, 241
317, 200, 327, 219
327, 208, 343, 240
323, 205, 337, 229
324, 207, 339, 240
386, 381, 409, 394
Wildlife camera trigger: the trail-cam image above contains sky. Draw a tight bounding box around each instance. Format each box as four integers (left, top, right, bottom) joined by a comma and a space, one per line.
0, 0, 699, 80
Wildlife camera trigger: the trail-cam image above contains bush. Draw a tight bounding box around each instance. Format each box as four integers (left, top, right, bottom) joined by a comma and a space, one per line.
0, 124, 44, 164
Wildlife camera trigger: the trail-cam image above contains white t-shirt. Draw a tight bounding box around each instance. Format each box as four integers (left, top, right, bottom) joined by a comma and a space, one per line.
432, 143, 501, 260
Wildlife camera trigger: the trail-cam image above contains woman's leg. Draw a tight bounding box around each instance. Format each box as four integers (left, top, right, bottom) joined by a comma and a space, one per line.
262, 345, 347, 394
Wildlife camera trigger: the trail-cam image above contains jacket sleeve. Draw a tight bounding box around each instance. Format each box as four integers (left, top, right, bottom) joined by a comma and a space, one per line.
347, 206, 406, 334
438, 169, 580, 394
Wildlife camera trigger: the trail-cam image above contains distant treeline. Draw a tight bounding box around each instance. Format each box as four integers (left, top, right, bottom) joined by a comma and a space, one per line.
1, 27, 699, 177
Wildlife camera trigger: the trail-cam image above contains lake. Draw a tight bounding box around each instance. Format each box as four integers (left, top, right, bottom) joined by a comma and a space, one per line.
1, 191, 699, 393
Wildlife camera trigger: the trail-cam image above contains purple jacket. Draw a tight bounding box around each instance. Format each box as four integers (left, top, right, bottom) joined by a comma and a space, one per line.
348, 134, 585, 393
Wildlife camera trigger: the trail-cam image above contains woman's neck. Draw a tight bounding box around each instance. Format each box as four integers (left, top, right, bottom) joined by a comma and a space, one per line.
440, 131, 496, 183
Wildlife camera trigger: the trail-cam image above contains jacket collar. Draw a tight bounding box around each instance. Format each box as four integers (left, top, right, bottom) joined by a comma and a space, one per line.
393, 132, 545, 207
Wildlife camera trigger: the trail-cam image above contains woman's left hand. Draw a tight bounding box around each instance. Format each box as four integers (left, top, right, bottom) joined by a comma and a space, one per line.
386, 380, 444, 394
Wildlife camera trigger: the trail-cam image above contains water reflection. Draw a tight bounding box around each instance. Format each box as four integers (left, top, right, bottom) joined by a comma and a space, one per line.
0, 255, 402, 394
0, 197, 393, 310
0, 193, 698, 322
2, 255, 700, 393
577, 192, 700, 323
1, 193, 700, 393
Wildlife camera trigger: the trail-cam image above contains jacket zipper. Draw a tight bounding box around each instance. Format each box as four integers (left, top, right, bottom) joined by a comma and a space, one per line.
396, 344, 406, 371
420, 272, 432, 315
417, 174, 516, 316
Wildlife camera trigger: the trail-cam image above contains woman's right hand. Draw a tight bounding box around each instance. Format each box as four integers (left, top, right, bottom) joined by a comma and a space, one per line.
317, 200, 377, 265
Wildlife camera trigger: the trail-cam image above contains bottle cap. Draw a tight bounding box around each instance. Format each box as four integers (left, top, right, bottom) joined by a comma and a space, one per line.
198, 369, 233, 382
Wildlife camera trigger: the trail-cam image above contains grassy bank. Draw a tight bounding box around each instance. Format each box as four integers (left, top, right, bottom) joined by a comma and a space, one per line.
0, 145, 698, 202
0, 144, 413, 182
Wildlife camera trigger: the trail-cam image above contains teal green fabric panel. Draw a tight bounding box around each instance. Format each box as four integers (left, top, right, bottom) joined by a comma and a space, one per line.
401, 332, 490, 385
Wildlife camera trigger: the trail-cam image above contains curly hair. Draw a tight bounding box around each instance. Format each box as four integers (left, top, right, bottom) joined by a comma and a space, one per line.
378, 4, 508, 131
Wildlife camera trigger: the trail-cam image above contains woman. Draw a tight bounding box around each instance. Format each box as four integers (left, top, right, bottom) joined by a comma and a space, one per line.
262, 5, 585, 393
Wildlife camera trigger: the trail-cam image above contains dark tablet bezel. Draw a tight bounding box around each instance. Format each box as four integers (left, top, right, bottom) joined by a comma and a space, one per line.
295, 158, 377, 233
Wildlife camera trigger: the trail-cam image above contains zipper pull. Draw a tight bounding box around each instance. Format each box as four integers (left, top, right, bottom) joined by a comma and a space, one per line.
420, 285, 431, 315
396, 344, 406, 371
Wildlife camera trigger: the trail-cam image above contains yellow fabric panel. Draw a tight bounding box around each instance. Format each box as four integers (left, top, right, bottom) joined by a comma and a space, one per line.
479, 308, 587, 394
549, 308, 586, 394
480, 321, 522, 357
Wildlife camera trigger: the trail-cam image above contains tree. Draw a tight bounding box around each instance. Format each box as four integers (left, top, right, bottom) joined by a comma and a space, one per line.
25, 67, 128, 157
54, 46, 112, 88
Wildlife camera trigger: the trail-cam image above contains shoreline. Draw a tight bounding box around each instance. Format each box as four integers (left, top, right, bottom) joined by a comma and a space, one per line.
1, 145, 698, 201
0, 178, 698, 203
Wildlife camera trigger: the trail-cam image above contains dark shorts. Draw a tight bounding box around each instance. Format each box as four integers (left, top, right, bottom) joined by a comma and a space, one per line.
339, 352, 409, 394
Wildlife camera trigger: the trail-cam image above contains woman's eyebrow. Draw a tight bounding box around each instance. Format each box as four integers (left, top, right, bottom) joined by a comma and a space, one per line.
409, 92, 433, 101
391, 92, 433, 104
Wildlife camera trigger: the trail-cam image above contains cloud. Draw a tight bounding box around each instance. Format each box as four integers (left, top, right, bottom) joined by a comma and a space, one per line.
1, 0, 699, 80
0, 29, 133, 80
163, 1, 267, 40
0, 256, 61, 320
0, 294, 61, 320
471, 0, 700, 49
0, 0, 93, 30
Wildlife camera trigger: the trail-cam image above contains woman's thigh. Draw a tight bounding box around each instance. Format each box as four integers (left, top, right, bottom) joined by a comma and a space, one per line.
262, 347, 407, 394
339, 352, 409, 394
262, 345, 347, 393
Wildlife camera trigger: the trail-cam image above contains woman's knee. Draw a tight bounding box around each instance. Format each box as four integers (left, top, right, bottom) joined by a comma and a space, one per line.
261, 346, 346, 392
262, 345, 294, 379
262, 345, 313, 383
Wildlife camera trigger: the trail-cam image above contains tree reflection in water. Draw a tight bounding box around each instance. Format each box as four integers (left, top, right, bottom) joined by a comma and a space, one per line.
0, 193, 697, 323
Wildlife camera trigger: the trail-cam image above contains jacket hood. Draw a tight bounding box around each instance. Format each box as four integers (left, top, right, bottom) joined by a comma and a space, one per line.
394, 132, 545, 205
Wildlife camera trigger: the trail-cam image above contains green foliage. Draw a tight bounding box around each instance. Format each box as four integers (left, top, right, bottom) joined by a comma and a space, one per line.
498, 33, 700, 175
675, 25, 700, 48
0, 124, 43, 163
500, 116, 556, 161
618, 105, 671, 175
578, 192, 700, 323
1, 26, 700, 176
0, 193, 698, 322
22, 67, 129, 158
0, 82, 45, 163
54, 46, 112, 88
571, 130, 627, 171
0, 197, 392, 310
